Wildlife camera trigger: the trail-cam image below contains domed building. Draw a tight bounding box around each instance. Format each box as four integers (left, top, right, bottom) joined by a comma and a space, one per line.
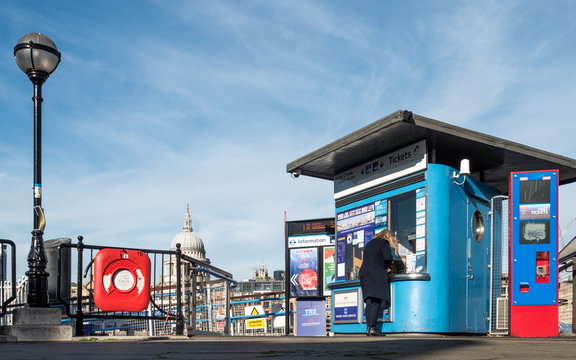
170, 205, 209, 262
164, 206, 210, 283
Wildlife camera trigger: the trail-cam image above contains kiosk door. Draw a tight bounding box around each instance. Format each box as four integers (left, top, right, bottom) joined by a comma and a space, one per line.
466, 199, 491, 333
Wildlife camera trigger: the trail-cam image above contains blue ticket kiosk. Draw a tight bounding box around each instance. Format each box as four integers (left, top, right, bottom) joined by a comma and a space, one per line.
287, 110, 576, 334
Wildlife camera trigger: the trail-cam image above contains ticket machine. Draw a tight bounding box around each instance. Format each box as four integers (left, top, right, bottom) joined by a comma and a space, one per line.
509, 170, 559, 337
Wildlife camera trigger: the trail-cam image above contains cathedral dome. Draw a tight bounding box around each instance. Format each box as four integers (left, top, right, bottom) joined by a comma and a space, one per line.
170, 230, 205, 253
170, 205, 206, 261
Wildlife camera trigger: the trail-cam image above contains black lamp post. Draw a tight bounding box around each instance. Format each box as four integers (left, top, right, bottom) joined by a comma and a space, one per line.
14, 33, 61, 307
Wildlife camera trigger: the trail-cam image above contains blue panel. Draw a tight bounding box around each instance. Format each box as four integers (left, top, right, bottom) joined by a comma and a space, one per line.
510, 170, 558, 306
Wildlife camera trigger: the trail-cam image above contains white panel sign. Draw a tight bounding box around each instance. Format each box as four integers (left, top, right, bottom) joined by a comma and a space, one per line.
288, 234, 334, 248
334, 140, 427, 199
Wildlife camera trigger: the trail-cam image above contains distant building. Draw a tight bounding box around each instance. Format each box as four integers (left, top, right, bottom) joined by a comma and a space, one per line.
231, 264, 284, 296
273, 270, 284, 281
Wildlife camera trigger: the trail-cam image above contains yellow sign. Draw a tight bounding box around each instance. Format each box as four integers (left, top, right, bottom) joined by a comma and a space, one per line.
246, 318, 266, 329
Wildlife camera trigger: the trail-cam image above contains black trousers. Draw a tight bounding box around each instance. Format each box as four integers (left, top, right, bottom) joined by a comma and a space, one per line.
365, 297, 382, 328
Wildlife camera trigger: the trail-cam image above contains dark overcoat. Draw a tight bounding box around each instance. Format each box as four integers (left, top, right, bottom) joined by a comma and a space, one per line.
359, 237, 393, 305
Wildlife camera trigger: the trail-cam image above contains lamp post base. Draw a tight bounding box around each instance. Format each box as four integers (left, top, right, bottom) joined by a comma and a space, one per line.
26, 230, 49, 307
0, 307, 72, 341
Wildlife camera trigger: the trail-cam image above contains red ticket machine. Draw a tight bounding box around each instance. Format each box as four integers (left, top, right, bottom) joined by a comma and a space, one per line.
509, 170, 559, 337
94, 248, 151, 312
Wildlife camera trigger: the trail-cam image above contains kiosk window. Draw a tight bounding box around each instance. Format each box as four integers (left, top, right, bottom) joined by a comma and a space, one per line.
337, 187, 424, 280
389, 191, 417, 260
519, 221, 550, 245
471, 210, 485, 243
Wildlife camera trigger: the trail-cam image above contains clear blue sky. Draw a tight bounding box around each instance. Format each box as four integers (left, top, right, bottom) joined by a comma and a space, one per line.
2, 0, 576, 280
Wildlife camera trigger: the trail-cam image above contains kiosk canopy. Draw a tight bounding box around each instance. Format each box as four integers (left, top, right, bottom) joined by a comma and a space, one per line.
286, 110, 576, 194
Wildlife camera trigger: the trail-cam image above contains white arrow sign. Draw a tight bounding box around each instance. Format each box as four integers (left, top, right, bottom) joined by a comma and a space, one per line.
290, 273, 299, 286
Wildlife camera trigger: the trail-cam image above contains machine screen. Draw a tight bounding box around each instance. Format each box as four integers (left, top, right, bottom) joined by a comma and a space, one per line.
519, 220, 550, 245
519, 179, 550, 204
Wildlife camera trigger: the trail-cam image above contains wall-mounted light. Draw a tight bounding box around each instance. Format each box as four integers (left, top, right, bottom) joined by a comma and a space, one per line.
452, 159, 470, 186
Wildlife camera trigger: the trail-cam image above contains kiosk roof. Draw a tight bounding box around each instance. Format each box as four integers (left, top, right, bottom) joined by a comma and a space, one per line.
286, 110, 576, 194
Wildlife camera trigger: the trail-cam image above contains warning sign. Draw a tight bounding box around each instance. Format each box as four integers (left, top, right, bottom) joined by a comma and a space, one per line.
244, 305, 265, 317
246, 318, 266, 329
245, 305, 266, 330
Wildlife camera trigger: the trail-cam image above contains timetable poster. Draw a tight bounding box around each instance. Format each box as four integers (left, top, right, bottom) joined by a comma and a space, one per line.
414, 187, 426, 272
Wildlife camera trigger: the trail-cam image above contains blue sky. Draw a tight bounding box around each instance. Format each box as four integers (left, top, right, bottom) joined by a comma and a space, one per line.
2, 0, 576, 280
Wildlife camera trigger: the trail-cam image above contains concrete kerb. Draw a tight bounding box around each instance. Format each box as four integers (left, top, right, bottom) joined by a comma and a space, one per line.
1, 333, 576, 360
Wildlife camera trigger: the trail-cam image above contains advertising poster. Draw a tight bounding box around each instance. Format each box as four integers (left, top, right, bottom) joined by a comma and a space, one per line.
323, 246, 336, 296
296, 300, 326, 336
290, 247, 319, 297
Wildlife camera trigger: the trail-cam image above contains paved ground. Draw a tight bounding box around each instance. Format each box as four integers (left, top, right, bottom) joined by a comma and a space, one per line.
1, 334, 576, 360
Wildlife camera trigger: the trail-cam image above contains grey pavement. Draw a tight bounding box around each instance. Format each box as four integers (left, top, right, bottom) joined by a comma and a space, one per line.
1, 334, 576, 360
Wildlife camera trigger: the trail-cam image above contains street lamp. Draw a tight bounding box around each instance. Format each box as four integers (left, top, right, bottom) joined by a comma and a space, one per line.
14, 33, 61, 307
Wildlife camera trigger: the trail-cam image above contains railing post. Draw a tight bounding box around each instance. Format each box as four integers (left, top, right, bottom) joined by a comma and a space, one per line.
175, 243, 184, 336
225, 280, 231, 336
75, 236, 84, 337
190, 267, 197, 333
0, 240, 17, 320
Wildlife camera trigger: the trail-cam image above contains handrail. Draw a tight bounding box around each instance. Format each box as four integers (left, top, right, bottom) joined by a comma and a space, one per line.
182, 254, 233, 279
190, 266, 238, 285
186, 264, 237, 335
559, 250, 576, 265
0, 239, 17, 318
559, 260, 573, 272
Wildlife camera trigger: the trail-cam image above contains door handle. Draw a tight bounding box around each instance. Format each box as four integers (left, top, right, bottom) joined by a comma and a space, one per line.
467, 263, 474, 280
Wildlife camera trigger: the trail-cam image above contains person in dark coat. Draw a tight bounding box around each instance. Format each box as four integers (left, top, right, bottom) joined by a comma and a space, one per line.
359, 229, 394, 336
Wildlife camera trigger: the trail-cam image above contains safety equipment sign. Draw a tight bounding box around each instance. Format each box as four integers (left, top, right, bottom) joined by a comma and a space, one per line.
94, 248, 151, 312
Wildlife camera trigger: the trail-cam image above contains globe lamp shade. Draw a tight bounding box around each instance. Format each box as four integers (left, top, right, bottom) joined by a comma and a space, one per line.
14, 33, 61, 76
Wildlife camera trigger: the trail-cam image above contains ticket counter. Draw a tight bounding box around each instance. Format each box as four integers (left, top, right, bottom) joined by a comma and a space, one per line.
287, 110, 576, 334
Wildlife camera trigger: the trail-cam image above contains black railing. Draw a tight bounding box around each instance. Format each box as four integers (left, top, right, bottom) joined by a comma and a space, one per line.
0, 239, 17, 319
55, 236, 236, 336
186, 260, 237, 335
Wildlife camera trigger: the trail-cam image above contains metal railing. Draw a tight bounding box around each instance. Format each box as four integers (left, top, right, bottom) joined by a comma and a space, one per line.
228, 292, 287, 336
0, 239, 17, 321
489, 196, 509, 335
55, 236, 236, 336
2, 236, 290, 336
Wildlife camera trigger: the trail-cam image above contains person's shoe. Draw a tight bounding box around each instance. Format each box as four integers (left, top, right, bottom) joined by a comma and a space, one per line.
367, 326, 378, 336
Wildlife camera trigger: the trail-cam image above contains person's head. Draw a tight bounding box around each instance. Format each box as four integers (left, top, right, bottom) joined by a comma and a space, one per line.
374, 229, 393, 241
374, 229, 398, 250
